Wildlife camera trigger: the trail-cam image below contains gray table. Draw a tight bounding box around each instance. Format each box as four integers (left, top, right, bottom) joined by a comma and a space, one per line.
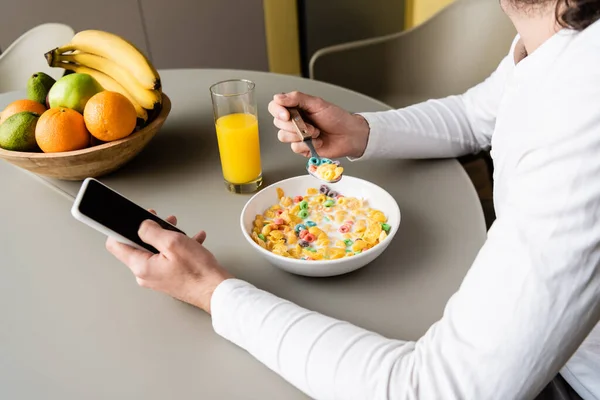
0, 69, 486, 399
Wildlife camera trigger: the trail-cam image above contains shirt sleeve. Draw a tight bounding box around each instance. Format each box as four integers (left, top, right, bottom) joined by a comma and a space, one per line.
210, 61, 600, 399
351, 53, 514, 160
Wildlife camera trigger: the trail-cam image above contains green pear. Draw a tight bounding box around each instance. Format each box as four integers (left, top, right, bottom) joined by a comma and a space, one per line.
48, 73, 104, 113
27, 72, 56, 104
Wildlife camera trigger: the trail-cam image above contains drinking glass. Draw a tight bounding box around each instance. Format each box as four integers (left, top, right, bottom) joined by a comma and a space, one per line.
210, 79, 263, 193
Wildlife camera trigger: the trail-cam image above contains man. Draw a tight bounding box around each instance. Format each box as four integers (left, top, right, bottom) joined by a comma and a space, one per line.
107, 1, 600, 398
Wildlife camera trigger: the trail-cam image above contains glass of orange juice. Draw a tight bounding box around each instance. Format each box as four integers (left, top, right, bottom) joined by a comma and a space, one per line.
210, 79, 263, 194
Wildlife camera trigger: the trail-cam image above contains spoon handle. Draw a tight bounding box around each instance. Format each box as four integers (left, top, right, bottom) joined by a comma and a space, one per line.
287, 108, 313, 141
304, 139, 320, 160
287, 107, 320, 159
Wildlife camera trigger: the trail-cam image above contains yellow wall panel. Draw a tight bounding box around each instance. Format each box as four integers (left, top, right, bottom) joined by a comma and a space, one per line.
405, 0, 455, 29
263, 0, 301, 75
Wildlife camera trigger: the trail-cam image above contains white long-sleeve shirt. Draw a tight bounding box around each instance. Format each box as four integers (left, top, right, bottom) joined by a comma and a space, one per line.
211, 22, 600, 400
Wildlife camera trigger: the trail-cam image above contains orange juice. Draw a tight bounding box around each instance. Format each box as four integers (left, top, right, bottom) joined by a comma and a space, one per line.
215, 113, 262, 184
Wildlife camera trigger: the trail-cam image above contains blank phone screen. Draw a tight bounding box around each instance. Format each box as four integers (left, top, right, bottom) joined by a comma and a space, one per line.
78, 180, 185, 253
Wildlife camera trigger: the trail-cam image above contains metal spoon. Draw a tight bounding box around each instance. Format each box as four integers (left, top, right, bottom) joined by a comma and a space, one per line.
287, 107, 343, 183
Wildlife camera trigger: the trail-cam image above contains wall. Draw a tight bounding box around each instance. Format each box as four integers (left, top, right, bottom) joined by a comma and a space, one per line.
0, 0, 457, 75
298, 0, 405, 76
0, 0, 269, 72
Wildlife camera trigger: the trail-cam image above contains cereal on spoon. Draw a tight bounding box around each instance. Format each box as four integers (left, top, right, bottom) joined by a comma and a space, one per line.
251, 184, 391, 260
307, 158, 344, 183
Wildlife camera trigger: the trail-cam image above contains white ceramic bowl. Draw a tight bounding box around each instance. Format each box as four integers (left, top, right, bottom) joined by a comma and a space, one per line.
240, 175, 401, 277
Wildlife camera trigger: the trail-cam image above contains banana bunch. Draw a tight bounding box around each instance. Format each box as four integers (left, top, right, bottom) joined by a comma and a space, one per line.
45, 30, 162, 124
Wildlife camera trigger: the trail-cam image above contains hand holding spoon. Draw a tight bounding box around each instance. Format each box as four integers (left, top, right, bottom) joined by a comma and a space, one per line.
287, 107, 344, 183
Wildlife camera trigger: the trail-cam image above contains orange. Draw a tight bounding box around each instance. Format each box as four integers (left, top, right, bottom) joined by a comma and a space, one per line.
35, 108, 90, 153
83, 91, 137, 142
0, 99, 46, 124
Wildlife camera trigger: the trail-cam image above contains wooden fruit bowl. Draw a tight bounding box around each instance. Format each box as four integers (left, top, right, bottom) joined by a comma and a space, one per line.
0, 93, 171, 181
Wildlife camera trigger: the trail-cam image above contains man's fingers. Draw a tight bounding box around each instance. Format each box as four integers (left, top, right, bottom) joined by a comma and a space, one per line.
106, 237, 152, 273
290, 138, 323, 155
280, 130, 321, 146
193, 230, 207, 244
290, 142, 310, 156
147, 209, 177, 226
138, 220, 179, 252
268, 100, 290, 121
277, 130, 298, 144
165, 215, 177, 226
273, 118, 320, 139
277, 128, 321, 144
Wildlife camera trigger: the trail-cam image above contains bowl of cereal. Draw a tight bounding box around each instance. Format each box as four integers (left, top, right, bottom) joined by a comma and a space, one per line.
240, 175, 401, 277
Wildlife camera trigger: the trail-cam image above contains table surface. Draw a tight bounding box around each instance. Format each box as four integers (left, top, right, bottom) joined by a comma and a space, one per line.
0, 69, 486, 399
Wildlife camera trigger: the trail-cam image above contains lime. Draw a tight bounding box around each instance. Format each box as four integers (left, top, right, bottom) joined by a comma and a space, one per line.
0, 111, 40, 151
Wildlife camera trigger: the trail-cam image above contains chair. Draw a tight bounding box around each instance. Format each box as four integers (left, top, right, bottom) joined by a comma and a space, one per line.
0, 23, 75, 93
309, 0, 516, 109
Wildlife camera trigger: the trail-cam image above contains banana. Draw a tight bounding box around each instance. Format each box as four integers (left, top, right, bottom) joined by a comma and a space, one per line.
45, 50, 161, 110
57, 30, 160, 90
55, 62, 148, 122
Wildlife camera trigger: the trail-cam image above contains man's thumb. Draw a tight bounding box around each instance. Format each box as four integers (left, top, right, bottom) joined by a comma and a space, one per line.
274, 93, 299, 107
276, 91, 322, 113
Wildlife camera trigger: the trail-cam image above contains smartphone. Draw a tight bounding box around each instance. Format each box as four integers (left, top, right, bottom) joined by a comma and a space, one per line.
71, 178, 185, 253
